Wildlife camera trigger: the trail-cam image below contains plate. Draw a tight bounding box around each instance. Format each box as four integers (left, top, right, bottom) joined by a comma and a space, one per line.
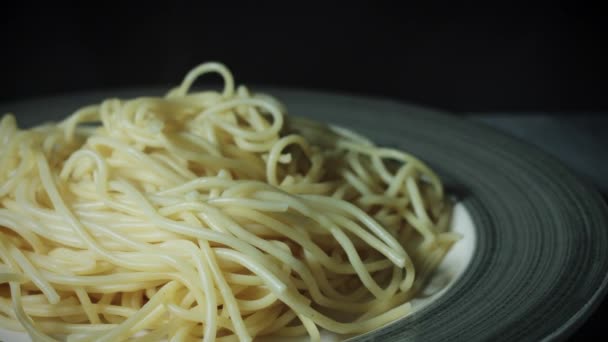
1, 88, 608, 341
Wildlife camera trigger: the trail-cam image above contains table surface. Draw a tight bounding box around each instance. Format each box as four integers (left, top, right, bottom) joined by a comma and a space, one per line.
470, 114, 608, 339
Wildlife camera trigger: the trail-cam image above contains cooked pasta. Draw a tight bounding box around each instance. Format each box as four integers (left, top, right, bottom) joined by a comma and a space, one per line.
0, 62, 460, 341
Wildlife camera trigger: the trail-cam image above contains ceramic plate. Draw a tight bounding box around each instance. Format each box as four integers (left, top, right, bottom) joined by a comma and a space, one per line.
1, 88, 607, 341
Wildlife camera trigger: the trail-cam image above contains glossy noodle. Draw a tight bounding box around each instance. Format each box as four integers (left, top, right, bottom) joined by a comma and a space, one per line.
0, 63, 460, 341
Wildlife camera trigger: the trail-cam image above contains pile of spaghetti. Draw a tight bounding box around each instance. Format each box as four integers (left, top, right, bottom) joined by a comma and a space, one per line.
0, 63, 459, 341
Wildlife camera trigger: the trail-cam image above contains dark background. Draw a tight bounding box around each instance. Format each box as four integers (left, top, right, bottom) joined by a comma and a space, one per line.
0, 1, 606, 340
0, 2, 606, 114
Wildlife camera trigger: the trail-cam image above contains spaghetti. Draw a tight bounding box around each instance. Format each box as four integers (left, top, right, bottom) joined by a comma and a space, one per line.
0, 62, 459, 341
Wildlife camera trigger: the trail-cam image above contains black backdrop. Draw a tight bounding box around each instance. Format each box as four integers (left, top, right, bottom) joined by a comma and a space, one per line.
1, 2, 606, 113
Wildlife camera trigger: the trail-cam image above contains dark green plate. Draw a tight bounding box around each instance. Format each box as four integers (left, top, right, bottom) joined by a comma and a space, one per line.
2, 88, 607, 342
